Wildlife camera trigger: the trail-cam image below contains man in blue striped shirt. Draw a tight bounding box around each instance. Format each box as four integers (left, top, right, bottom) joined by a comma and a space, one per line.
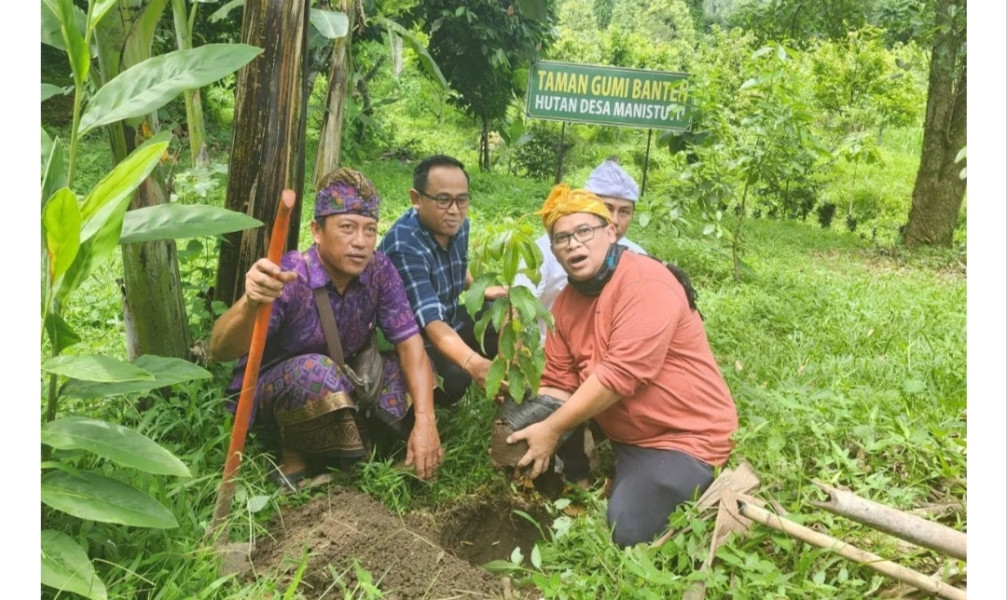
379, 155, 506, 405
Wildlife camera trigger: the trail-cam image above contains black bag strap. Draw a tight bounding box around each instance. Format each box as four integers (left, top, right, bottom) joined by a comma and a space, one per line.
312, 287, 346, 365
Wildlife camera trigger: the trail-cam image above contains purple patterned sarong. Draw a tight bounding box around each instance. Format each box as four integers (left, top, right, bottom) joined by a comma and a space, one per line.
254, 352, 412, 460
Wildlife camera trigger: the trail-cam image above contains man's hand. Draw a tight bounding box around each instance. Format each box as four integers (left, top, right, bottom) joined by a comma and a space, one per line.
244, 258, 297, 309
507, 420, 562, 479
484, 285, 509, 301
405, 415, 443, 480
464, 354, 509, 396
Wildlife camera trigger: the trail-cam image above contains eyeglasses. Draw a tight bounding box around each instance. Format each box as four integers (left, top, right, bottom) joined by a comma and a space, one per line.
551, 224, 607, 249
419, 190, 471, 210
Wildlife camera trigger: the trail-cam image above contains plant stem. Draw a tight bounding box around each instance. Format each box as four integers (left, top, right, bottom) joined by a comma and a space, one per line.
66, 86, 84, 186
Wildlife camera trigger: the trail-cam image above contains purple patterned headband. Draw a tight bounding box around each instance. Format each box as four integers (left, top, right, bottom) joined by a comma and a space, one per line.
314, 168, 381, 221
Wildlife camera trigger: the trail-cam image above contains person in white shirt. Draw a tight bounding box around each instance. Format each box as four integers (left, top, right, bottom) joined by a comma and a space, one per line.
516, 159, 648, 339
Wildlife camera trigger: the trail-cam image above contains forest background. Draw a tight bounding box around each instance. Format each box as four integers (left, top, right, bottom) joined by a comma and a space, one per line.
26, 0, 1006, 598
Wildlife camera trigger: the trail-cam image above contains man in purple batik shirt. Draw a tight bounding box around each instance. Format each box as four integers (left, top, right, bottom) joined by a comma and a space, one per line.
210, 168, 442, 487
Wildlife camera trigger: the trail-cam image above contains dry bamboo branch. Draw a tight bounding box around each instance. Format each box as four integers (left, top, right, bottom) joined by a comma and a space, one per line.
812, 480, 966, 561
738, 501, 966, 600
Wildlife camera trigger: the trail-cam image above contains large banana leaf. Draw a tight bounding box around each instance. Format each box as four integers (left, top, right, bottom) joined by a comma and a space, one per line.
63, 355, 212, 399
119, 204, 263, 244
41, 355, 154, 383
310, 8, 348, 40
78, 43, 263, 135
376, 17, 449, 90
42, 417, 191, 477
41, 470, 179, 529
41, 530, 108, 600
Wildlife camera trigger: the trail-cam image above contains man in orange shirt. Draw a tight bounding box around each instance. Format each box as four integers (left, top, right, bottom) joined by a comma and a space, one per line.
506, 184, 739, 547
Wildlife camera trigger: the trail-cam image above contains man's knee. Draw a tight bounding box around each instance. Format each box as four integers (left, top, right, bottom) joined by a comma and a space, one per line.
435, 366, 470, 406
607, 492, 671, 548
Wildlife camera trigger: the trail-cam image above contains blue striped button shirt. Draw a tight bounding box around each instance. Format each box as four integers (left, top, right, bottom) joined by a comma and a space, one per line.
378, 208, 470, 332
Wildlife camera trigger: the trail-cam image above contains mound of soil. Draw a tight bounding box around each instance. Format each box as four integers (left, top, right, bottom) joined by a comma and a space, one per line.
245, 485, 549, 599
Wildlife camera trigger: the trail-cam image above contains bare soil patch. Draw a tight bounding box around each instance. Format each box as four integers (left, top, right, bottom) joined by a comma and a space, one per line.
246, 485, 549, 599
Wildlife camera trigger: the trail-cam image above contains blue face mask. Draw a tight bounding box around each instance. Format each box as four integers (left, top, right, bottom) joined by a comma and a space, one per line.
567, 243, 626, 297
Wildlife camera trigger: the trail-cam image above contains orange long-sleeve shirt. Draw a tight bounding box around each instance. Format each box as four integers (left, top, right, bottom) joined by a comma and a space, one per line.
542, 251, 738, 466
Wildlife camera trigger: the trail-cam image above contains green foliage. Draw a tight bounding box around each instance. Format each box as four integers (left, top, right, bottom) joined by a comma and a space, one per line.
78, 44, 263, 135
513, 120, 567, 180
466, 219, 552, 402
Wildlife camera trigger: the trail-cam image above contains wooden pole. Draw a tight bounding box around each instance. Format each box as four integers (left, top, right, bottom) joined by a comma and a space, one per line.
641, 128, 653, 196
739, 501, 966, 600
208, 190, 296, 542
554, 121, 567, 184
812, 480, 966, 561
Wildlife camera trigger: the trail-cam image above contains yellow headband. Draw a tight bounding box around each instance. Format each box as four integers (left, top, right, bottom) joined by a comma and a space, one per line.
536, 183, 612, 233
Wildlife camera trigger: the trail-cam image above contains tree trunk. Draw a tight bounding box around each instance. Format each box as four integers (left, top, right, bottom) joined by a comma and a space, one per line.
96, 0, 192, 360
480, 116, 490, 171
392, 33, 403, 77
121, 169, 193, 359
216, 0, 310, 307
904, 0, 966, 247
314, 0, 357, 188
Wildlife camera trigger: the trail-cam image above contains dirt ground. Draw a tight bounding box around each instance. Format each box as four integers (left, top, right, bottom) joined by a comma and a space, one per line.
245, 484, 552, 599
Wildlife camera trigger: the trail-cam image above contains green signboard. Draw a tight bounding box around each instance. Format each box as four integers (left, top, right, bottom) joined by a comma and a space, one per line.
526, 61, 693, 131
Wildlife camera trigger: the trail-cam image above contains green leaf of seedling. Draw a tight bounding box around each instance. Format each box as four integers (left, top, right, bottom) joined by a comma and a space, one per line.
309, 8, 348, 39
119, 204, 263, 244
63, 355, 211, 398
508, 285, 540, 326
41, 417, 191, 477
41, 470, 179, 528
507, 363, 527, 403
41, 530, 108, 600
510, 546, 524, 566
489, 297, 508, 333
485, 357, 507, 398
499, 323, 516, 361
79, 44, 263, 135
462, 273, 495, 318
42, 355, 155, 383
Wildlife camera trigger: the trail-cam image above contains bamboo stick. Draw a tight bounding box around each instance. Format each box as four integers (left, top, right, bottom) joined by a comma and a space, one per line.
208, 190, 296, 542
812, 480, 966, 561
738, 501, 966, 600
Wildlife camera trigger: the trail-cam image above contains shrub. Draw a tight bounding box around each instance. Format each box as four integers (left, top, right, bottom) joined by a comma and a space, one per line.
816, 202, 837, 228
514, 121, 569, 181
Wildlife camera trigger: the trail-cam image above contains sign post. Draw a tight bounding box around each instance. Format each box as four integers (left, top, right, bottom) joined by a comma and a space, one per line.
525, 61, 694, 195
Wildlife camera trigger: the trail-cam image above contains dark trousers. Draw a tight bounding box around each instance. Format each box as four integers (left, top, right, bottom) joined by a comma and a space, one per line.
424, 302, 500, 406
607, 443, 714, 547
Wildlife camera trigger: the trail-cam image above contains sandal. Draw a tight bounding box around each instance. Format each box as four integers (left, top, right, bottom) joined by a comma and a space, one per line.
267, 467, 309, 490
